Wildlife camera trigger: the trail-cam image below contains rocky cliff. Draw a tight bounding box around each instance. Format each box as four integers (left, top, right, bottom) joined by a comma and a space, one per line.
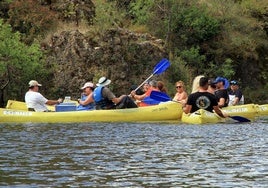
44, 28, 168, 98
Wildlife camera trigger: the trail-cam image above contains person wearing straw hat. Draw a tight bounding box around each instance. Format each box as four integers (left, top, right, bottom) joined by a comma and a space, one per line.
25, 80, 63, 112
93, 76, 137, 110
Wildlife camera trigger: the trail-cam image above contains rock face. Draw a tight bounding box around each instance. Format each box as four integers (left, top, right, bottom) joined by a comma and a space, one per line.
45, 28, 168, 98
41, 0, 95, 26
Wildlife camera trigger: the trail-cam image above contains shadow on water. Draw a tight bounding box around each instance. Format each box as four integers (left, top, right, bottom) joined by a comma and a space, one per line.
0, 121, 267, 187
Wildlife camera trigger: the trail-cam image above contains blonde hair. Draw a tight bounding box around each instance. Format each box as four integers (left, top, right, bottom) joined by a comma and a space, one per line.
191, 75, 204, 93
175, 80, 185, 88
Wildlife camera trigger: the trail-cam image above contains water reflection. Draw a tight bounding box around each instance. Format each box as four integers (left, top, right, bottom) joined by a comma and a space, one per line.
0, 122, 267, 187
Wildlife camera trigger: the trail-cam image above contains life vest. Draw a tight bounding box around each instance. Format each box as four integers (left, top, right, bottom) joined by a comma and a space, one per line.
76, 94, 95, 111
93, 86, 115, 109
93, 86, 104, 102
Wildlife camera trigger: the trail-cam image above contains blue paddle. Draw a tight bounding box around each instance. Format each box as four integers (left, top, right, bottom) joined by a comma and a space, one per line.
134, 58, 170, 92
153, 58, 170, 75
142, 96, 161, 105
150, 90, 251, 123
228, 116, 251, 122
150, 90, 172, 102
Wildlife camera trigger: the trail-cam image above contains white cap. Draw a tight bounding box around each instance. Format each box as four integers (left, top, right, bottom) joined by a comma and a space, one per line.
28, 80, 42, 87
81, 82, 94, 89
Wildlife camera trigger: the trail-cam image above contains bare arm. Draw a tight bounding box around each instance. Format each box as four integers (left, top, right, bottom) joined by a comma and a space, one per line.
183, 104, 192, 114
232, 97, 239, 106
180, 93, 188, 106
181, 92, 188, 101
112, 95, 125, 104
172, 93, 178, 101
131, 90, 146, 101
218, 98, 226, 108
213, 106, 226, 118
46, 98, 62, 105
78, 93, 94, 105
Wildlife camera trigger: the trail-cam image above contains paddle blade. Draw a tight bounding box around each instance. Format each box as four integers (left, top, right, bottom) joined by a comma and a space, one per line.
150, 90, 171, 102
142, 97, 161, 105
153, 58, 170, 75
132, 58, 170, 92
230, 116, 250, 122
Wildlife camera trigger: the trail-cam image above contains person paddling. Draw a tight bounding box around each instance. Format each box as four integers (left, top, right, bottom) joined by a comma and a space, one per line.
130, 80, 160, 107
183, 77, 226, 118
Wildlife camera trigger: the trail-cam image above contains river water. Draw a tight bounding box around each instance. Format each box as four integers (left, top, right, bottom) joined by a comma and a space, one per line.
0, 121, 267, 187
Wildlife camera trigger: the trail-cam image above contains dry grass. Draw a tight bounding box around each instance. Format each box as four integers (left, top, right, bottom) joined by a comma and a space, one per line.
128, 24, 149, 34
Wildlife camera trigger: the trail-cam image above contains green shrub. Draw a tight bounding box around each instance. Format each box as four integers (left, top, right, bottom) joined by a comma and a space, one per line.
0, 19, 48, 102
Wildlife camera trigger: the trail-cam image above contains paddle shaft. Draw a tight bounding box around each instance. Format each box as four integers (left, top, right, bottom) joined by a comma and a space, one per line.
134, 74, 154, 92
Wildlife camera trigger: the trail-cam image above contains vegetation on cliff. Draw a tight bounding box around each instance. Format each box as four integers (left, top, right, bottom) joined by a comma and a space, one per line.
0, 19, 49, 106
122, 0, 268, 100
0, 0, 267, 106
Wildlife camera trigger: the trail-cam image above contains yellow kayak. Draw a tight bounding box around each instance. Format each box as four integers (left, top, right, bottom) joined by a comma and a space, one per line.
221, 104, 258, 121
1, 100, 183, 123
6, 100, 56, 111
257, 104, 268, 116
181, 104, 258, 124
181, 109, 224, 124
5, 100, 79, 111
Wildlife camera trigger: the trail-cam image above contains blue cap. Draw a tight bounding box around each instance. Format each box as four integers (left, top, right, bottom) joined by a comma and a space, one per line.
213, 77, 230, 89
213, 77, 225, 84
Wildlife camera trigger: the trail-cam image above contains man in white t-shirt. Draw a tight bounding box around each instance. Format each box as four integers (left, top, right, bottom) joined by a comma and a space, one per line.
228, 80, 244, 106
25, 80, 63, 112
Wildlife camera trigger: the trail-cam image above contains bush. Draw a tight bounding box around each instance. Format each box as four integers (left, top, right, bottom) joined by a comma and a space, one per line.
0, 19, 48, 103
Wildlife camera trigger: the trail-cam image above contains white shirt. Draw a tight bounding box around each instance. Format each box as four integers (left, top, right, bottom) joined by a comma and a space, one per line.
25, 91, 48, 112
228, 94, 244, 106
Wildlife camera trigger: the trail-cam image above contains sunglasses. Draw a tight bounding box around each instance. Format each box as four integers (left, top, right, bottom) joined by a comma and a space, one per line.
176, 86, 182, 88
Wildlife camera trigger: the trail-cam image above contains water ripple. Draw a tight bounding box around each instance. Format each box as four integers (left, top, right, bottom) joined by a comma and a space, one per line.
0, 122, 267, 187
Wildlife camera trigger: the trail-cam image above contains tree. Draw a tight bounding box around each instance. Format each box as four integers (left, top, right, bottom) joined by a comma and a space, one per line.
8, 0, 58, 44
0, 19, 47, 106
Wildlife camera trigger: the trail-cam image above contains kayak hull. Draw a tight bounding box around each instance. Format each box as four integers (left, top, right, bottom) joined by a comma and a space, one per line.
258, 104, 268, 116
182, 104, 258, 124
221, 104, 258, 121
3, 100, 266, 124
1, 101, 183, 123
182, 109, 224, 124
